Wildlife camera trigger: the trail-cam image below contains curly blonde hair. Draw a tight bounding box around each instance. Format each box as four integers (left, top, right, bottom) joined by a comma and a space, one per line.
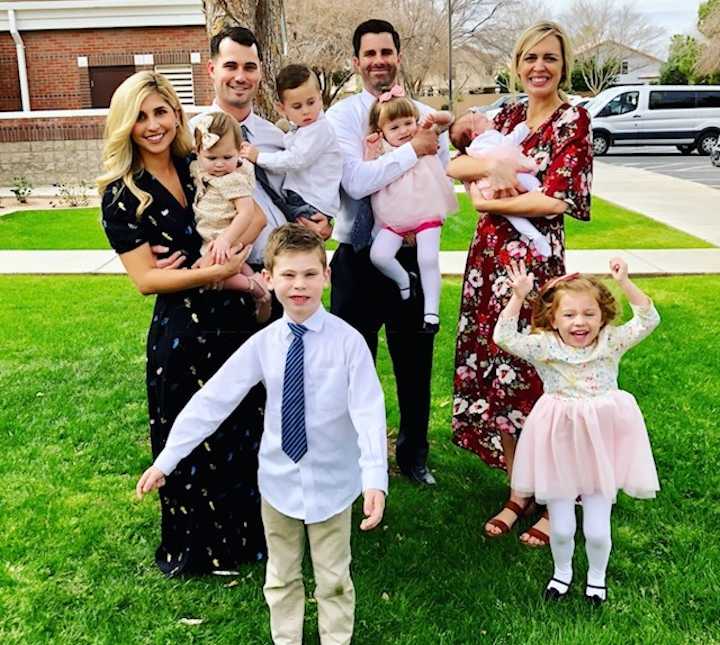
96, 71, 192, 218
532, 275, 618, 333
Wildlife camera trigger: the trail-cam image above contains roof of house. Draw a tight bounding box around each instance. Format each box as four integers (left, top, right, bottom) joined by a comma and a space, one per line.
575, 39, 665, 64
0, 0, 204, 32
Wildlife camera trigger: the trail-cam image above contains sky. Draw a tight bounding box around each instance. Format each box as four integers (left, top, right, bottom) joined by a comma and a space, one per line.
551, 0, 705, 55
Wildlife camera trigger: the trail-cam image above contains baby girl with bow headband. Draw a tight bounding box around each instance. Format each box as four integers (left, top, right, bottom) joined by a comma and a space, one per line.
363, 85, 457, 332
189, 111, 272, 321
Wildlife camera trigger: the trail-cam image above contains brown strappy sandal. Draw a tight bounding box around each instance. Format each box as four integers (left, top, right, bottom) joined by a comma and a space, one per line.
484, 499, 533, 538
520, 509, 550, 548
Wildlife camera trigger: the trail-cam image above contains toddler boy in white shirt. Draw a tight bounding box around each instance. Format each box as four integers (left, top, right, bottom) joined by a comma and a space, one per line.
137, 224, 388, 645
240, 64, 344, 227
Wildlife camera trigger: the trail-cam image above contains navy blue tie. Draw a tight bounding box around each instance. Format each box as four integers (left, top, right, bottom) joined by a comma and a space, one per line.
281, 322, 309, 462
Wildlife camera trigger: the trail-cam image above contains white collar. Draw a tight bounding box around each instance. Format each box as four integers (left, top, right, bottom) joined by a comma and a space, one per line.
281, 305, 326, 336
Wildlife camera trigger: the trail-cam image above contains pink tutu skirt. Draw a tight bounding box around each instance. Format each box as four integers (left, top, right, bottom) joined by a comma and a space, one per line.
511, 390, 659, 503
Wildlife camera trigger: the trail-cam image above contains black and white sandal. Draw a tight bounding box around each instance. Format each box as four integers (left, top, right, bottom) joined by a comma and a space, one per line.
543, 576, 572, 601
585, 583, 608, 606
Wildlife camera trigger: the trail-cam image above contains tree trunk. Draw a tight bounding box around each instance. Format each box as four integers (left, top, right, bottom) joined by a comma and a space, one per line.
202, 0, 286, 120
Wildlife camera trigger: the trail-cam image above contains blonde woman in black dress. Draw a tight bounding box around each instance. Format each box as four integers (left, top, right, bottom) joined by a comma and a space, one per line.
97, 71, 267, 576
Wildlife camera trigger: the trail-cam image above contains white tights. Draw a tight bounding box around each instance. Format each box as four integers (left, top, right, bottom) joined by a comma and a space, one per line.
369, 226, 441, 323
545, 495, 613, 597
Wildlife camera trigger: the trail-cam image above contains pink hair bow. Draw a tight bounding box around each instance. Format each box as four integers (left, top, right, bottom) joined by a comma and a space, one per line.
542, 272, 580, 291
378, 84, 405, 103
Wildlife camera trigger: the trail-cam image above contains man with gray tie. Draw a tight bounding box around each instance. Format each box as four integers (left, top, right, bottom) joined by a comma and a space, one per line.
326, 19, 450, 486
189, 25, 333, 263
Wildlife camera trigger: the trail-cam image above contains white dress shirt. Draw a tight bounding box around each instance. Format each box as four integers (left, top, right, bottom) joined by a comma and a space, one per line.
256, 112, 343, 218
325, 89, 451, 244
153, 305, 389, 524
189, 105, 287, 264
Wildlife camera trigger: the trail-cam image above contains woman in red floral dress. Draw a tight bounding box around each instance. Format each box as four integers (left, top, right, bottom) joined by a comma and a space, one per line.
448, 21, 593, 544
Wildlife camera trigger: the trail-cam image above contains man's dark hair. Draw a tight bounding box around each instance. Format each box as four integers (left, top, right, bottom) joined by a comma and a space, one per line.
276, 64, 319, 101
352, 19, 401, 57
210, 26, 263, 61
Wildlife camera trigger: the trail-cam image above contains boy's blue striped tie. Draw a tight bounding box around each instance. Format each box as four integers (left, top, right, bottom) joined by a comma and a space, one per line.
281, 322, 309, 462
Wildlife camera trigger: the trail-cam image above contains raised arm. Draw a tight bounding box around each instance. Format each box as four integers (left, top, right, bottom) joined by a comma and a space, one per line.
253, 122, 333, 173
492, 261, 549, 362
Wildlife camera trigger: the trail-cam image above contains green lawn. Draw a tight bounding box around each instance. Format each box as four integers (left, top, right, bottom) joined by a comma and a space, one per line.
440, 194, 714, 251
1, 197, 713, 252
1, 275, 718, 643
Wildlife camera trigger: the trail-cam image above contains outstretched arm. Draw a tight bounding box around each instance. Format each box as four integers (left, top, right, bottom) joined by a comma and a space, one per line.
609, 257, 650, 307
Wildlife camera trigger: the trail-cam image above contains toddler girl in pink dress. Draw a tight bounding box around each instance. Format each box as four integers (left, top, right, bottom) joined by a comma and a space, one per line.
365, 86, 458, 332
493, 257, 660, 606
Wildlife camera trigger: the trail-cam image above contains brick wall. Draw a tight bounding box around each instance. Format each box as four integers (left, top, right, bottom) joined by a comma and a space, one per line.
0, 25, 214, 112
0, 33, 21, 111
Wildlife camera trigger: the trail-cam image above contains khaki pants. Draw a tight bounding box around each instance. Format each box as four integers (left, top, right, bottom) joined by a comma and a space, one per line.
261, 498, 355, 645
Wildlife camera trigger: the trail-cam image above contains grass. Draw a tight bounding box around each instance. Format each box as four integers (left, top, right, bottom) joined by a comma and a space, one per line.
1, 197, 713, 252
439, 194, 714, 251
1, 275, 719, 643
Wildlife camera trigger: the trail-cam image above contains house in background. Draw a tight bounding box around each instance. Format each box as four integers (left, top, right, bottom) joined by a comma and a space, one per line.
0, 0, 209, 186
575, 40, 665, 85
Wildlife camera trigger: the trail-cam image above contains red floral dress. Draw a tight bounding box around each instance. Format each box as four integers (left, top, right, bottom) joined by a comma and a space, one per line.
452, 102, 593, 470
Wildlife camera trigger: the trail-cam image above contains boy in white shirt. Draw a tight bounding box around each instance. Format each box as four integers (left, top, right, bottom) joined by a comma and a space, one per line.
136, 224, 388, 645
240, 64, 344, 226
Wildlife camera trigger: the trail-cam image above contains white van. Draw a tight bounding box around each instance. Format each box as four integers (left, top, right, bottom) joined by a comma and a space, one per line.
587, 85, 720, 156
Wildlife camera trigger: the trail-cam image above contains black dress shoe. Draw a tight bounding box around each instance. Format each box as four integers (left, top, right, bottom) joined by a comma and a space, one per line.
543, 577, 572, 601
585, 583, 607, 606
401, 464, 437, 486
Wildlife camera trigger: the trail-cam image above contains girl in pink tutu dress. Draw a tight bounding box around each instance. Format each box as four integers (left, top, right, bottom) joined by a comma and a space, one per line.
493, 257, 660, 606
364, 87, 458, 331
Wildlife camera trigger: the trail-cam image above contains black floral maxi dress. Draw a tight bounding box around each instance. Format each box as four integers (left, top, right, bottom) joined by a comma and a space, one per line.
102, 156, 266, 575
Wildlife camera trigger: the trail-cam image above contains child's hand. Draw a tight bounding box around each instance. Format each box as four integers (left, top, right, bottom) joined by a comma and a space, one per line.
609, 257, 629, 282
209, 236, 233, 265
239, 142, 258, 163
364, 132, 384, 160
360, 489, 385, 531
136, 466, 166, 498
507, 259, 534, 299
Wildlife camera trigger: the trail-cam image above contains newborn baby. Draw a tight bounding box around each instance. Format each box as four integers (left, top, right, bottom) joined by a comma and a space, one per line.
450, 109, 553, 258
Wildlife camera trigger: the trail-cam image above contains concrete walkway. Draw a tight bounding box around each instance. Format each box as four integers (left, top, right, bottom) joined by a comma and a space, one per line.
1, 162, 719, 276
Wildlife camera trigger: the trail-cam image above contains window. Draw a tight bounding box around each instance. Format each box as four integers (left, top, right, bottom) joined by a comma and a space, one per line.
155, 65, 195, 106
620, 60, 629, 75
649, 91, 696, 110
696, 90, 720, 108
597, 91, 639, 117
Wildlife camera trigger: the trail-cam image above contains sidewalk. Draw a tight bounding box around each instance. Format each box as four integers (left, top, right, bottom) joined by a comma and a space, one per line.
3, 248, 719, 276
1, 162, 718, 276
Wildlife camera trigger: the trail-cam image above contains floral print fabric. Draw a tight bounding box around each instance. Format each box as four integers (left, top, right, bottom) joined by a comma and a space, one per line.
452, 102, 593, 470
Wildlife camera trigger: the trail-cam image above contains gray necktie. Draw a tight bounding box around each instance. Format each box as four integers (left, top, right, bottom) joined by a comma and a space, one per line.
348, 195, 374, 252
240, 124, 294, 219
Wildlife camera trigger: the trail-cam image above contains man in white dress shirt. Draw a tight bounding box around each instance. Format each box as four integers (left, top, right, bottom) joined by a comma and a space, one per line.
137, 224, 387, 645
189, 26, 333, 265
326, 19, 450, 486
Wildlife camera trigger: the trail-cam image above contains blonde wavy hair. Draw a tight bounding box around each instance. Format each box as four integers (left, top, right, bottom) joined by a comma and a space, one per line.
96, 71, 193, 218
509, 21, 574, 101
531, 275, 618, 333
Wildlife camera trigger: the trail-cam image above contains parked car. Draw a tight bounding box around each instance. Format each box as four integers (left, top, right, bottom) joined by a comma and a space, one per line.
711, 137, 720, 168
587, 84, 720, 156
480, 93, 528, 120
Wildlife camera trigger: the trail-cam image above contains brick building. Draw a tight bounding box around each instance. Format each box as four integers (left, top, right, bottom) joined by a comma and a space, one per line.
0, 0, 211, 186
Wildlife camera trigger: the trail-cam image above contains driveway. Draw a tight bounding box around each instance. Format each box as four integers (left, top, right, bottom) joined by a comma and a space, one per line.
599, 146, 720, 189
